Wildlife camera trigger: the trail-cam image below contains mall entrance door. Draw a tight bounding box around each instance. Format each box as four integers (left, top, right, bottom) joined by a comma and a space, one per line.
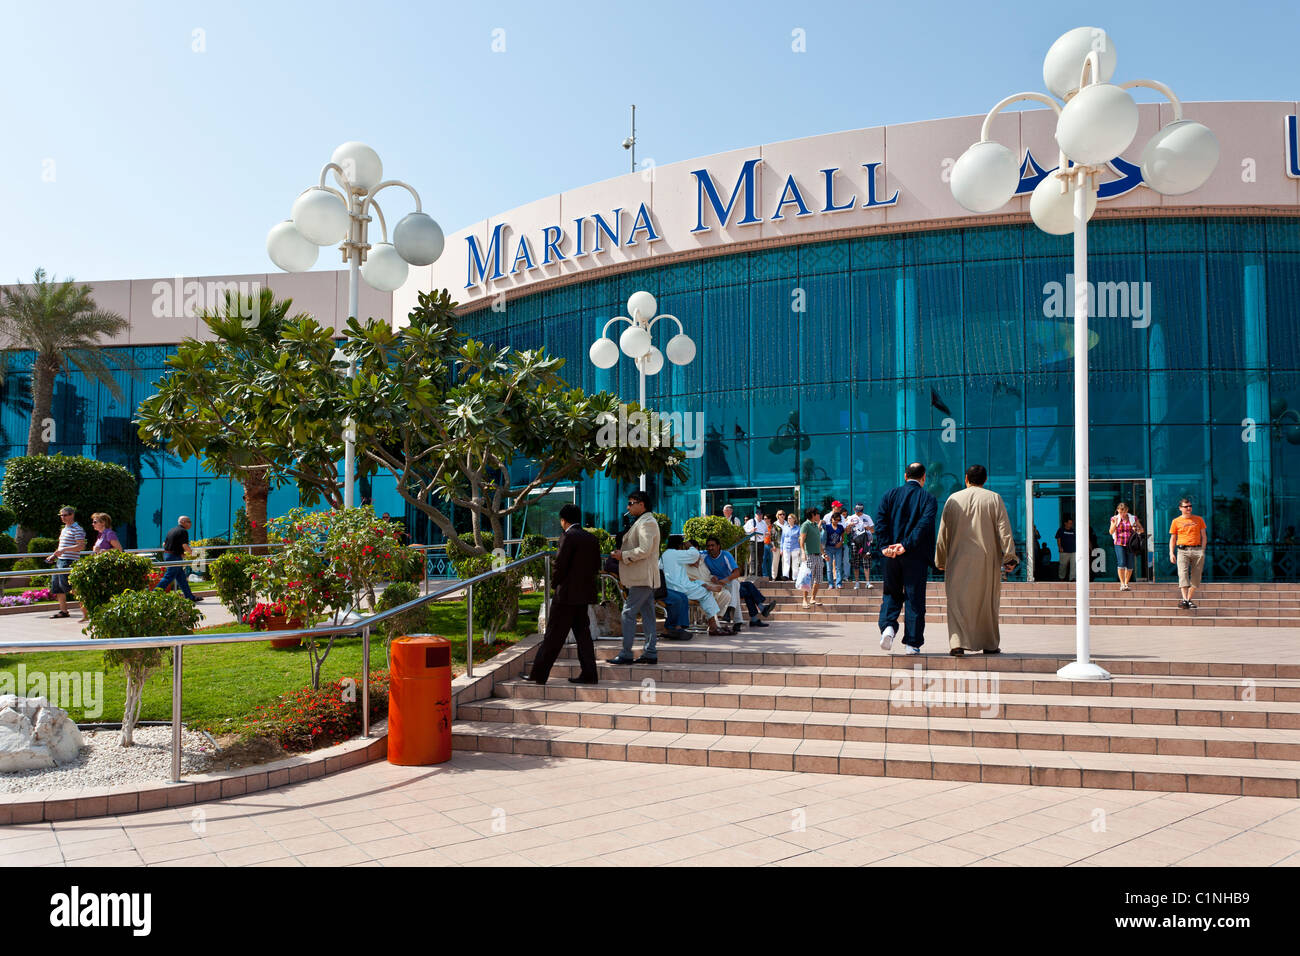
702, 486, 800, 525
506, 486, 575, 547
1026, 479, 1153, 582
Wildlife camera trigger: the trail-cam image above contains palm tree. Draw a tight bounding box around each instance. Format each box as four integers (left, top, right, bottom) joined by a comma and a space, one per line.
0, 268, 131, 456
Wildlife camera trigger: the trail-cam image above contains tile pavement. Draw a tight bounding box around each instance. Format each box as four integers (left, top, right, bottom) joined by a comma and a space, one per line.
4, 751, 1299, 867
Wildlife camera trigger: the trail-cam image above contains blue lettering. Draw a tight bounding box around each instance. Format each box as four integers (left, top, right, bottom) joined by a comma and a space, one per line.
592, 209, 622, 254
573, 217, 589, 257
510, 235, 536, 274
625, 203, 660, 245
690, 158, 763, 232
771, 175, 812, 220
820, 168, 856, 212
861, 162, 899, 208
1286, 115, 1300, 178
465, 222, 507, 287
541, 225, 566, 264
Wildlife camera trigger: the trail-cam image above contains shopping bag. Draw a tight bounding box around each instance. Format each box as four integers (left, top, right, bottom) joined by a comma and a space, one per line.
795, 561, 813, 590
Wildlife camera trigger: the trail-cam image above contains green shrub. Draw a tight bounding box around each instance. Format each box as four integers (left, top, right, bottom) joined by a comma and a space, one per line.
682, 514, 746, 550
88, 588, 200, 746
209, 552, 258, 624
397, 548, 425, 584
231, 507, 250, 546
373, 581, 433, 641
13, 556, 43, 573
67, 550, 153, 615
0, 533, 17, 572
28, 537, 58, 556
1, 455, 137, 540
585, 526, 615, 553
653, 512, 672, 541
248, 671, 389, 752
0, 503, 15, 533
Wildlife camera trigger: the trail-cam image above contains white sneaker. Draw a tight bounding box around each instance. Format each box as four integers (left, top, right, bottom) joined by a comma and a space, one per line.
879, 626, 895, 651
866, 583, 875, 589
853, 582, 859, 590
904, 645, 921, 655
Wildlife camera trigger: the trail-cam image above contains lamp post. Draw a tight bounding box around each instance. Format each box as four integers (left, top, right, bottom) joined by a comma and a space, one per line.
588, 290, 697, 491
950, 27, 1218, 681
266, 141, 445, 509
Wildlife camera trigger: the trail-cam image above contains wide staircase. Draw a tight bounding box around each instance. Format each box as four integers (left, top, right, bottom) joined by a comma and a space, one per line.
454, 640, 1300, 797
761, 580, 1300, 627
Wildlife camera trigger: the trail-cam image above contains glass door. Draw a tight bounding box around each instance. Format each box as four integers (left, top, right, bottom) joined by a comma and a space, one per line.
506, 486, 575, 547
701, 486, 800, 524
1026, 479, 1152, 582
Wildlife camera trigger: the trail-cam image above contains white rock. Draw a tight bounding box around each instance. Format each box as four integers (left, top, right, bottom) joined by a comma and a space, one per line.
0, 696, 83, 771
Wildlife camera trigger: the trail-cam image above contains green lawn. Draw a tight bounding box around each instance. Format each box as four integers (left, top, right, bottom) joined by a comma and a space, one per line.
0, 593, 541, 733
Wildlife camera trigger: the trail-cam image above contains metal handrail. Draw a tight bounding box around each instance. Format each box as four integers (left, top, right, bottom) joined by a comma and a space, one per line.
0, 549, 555, 783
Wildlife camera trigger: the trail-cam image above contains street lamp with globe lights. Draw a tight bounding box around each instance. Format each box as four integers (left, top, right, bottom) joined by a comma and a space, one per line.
266, 142, 445, 509
588, 290, 697, 491
950, 27, 1218, 681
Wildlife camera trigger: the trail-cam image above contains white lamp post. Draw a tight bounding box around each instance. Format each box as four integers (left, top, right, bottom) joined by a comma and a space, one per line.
588, 290, 697, 491
951, 27, 1218, 681
266, 142, 445, 508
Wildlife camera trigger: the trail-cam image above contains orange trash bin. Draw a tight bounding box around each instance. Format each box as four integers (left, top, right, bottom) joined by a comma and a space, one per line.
388, 634, 453, 766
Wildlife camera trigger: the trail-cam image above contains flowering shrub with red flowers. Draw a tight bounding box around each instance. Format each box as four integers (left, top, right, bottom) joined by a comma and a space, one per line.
261, 506, 405, 690
246, 670, 390, 752
244, 600, 301, 630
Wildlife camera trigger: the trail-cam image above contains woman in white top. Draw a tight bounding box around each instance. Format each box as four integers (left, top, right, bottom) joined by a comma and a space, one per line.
1109, 502, 1145, 592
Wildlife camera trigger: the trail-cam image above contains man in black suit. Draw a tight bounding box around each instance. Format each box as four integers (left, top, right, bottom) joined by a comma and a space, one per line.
876, 462, 939, 655
521, 503, 600, 685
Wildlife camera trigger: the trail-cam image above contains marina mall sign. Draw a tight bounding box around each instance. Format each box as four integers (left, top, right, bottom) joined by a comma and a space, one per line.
393, 102, 1300, 314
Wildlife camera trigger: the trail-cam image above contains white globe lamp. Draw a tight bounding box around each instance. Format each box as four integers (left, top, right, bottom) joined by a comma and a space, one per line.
627, 290, 657, 321
641, 346, 664, 376
1030, 175, 1097, 236
1043, 26, 1118, 99
619, 324, 652, 359
266, 221, 319, 273
360, 242, 409, 292
291, 187, 350, 246
589, 337, 619, 369
393, 211, 445, 265
951, 141, 1021, 213
331, 141, 383, 191
665, 333, 697, 366
1140, 120, 1220, 195
1056, 83, 1140, 165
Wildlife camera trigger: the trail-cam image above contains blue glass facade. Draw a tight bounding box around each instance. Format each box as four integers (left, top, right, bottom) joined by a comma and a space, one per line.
458, 216, 1300, 582
3, 215, 1299, 581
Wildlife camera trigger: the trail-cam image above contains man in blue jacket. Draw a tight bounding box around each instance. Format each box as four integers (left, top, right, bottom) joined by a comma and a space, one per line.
876, 462, 938, 655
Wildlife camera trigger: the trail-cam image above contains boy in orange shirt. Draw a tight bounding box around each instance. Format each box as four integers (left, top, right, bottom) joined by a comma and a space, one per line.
1168, 497, 1207, 609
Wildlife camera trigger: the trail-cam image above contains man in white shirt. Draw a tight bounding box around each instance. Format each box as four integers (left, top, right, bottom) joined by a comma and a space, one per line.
660, 536, 730, 636
844, 503, 876, 589
743, 510, 769, 579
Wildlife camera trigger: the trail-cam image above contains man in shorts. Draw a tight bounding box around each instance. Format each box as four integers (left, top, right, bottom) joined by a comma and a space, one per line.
1168, 497, 1207, 609
46, 505, 86, 620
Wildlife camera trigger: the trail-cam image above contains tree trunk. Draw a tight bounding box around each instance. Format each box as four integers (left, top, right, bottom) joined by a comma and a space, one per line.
120, 666, 147, 747
26, 354, 57, 456
242, 466, 270, 554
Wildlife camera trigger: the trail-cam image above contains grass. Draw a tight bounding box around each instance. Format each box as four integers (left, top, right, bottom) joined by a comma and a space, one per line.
0, 593, 541, 733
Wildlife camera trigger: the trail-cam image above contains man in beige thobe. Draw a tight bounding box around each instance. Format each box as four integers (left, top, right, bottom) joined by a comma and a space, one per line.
934, 465, 1019, 655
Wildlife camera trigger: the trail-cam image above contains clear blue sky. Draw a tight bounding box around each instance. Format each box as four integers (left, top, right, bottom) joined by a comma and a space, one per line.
2, 0, 1296, 282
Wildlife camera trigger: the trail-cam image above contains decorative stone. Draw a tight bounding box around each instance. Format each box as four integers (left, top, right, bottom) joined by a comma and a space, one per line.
0, 696, 84, 771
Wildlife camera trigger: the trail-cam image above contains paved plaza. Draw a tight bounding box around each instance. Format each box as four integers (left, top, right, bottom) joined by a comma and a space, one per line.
3, 750, 1298, 867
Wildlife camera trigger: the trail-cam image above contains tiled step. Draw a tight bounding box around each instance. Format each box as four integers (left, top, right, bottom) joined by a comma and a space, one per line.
535, 657, 1300, 701
494, 676, 1300, 729
459, 696, 1300, 760
749, 610, 1300, 626
556, 645, 1300, 680
450, 721, 1300, 797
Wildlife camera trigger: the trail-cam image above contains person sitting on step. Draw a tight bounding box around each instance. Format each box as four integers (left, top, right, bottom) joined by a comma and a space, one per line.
702, 536, 776, 628
660, 535, 733, 636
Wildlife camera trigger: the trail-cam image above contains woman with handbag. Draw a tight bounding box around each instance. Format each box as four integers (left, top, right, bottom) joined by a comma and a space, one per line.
1109, 502, 1145, 592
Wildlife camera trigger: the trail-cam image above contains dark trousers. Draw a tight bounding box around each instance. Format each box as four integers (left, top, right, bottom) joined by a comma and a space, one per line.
878, 558, 928, 647
155, 552, 195, 600
738, 580, 765, 618
528, 602, 596, 684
